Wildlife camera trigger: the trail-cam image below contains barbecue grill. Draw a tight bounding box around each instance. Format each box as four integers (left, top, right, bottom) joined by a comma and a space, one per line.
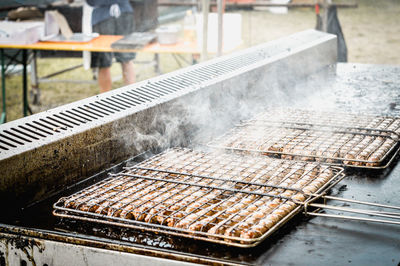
207, 108, 400, 168
1, 30, 400, 265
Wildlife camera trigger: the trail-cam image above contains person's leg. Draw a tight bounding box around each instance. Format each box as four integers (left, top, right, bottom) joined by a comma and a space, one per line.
98, 67, 112, 92
121, 60, 135, 85
91, 19, 114, 93
115, 12, 136, 85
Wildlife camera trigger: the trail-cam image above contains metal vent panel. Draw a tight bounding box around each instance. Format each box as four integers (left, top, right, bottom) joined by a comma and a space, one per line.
0, 30, 336, 159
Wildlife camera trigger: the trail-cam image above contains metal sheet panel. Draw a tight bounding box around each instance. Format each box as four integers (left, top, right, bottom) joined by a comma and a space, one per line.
0, 232, 196, 266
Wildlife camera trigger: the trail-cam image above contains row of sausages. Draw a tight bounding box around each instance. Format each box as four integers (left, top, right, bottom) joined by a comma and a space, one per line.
60, 148, 336, 243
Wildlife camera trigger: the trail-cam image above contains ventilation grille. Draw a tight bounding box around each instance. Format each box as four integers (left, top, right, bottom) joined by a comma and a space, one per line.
0, 30, 335, 156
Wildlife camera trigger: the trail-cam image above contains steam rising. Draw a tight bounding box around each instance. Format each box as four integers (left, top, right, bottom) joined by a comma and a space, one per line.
118, 55, 337, 155
117, 45, 399, 158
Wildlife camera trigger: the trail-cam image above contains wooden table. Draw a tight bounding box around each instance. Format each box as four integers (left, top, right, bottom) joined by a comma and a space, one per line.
0, 35, 240, 123
1, 35, 206, 53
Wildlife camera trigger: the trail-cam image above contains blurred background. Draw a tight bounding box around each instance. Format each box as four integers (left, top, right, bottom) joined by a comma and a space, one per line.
1, 0, 399, 122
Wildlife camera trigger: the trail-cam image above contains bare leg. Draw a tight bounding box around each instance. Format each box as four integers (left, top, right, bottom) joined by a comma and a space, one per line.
98, 67, 112, 93
121, 61, 135, 85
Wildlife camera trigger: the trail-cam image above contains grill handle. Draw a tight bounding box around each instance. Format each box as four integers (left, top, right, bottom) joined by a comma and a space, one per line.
303, 194, 400, 226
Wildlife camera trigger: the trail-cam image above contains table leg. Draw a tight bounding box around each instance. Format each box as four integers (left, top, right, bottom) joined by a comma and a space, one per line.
30, 50, 40, 105
154, 53, 161, 75
22, 49, 32, 117
1, 49, 6, 124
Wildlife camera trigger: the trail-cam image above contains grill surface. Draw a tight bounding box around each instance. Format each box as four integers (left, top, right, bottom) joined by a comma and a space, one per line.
1, 63, 400, 265
54, 148, 343, 248
208, 108, 400, 169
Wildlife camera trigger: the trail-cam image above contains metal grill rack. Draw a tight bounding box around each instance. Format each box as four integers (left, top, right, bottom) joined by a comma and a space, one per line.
252, 109, 400, 133
53, 148, 344, 248
208, 109, 400, 169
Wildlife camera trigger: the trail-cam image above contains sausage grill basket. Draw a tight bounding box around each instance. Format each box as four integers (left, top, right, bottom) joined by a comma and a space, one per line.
207, 109, 400, 169
53, 148, 400, 248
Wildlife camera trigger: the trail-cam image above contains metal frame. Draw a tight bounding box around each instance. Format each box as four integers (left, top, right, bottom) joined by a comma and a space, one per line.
207, 110, 400, 169
53, 148, 345, 248
53, 145, 399, 249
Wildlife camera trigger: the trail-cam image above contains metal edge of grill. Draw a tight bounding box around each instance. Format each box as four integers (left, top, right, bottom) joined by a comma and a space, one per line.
52, 148, 345, 248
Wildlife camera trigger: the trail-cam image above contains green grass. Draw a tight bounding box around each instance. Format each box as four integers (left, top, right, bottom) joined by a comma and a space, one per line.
1, 52, 192, 122
1, 0, 399, 123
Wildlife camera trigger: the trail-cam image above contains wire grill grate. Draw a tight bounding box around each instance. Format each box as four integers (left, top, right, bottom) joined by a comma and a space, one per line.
208, 109, 400, 169
53, 148, 343, 247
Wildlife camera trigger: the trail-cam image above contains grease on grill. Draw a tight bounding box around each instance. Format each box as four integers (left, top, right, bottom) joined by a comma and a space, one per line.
54, 148, 341, 247
208, 108, 400, 168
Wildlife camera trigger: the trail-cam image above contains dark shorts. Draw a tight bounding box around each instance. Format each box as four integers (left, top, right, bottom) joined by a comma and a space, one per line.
91, 13, 136, 68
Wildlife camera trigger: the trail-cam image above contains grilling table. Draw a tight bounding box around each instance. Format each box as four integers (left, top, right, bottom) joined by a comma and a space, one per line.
0, 35, 241, 123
